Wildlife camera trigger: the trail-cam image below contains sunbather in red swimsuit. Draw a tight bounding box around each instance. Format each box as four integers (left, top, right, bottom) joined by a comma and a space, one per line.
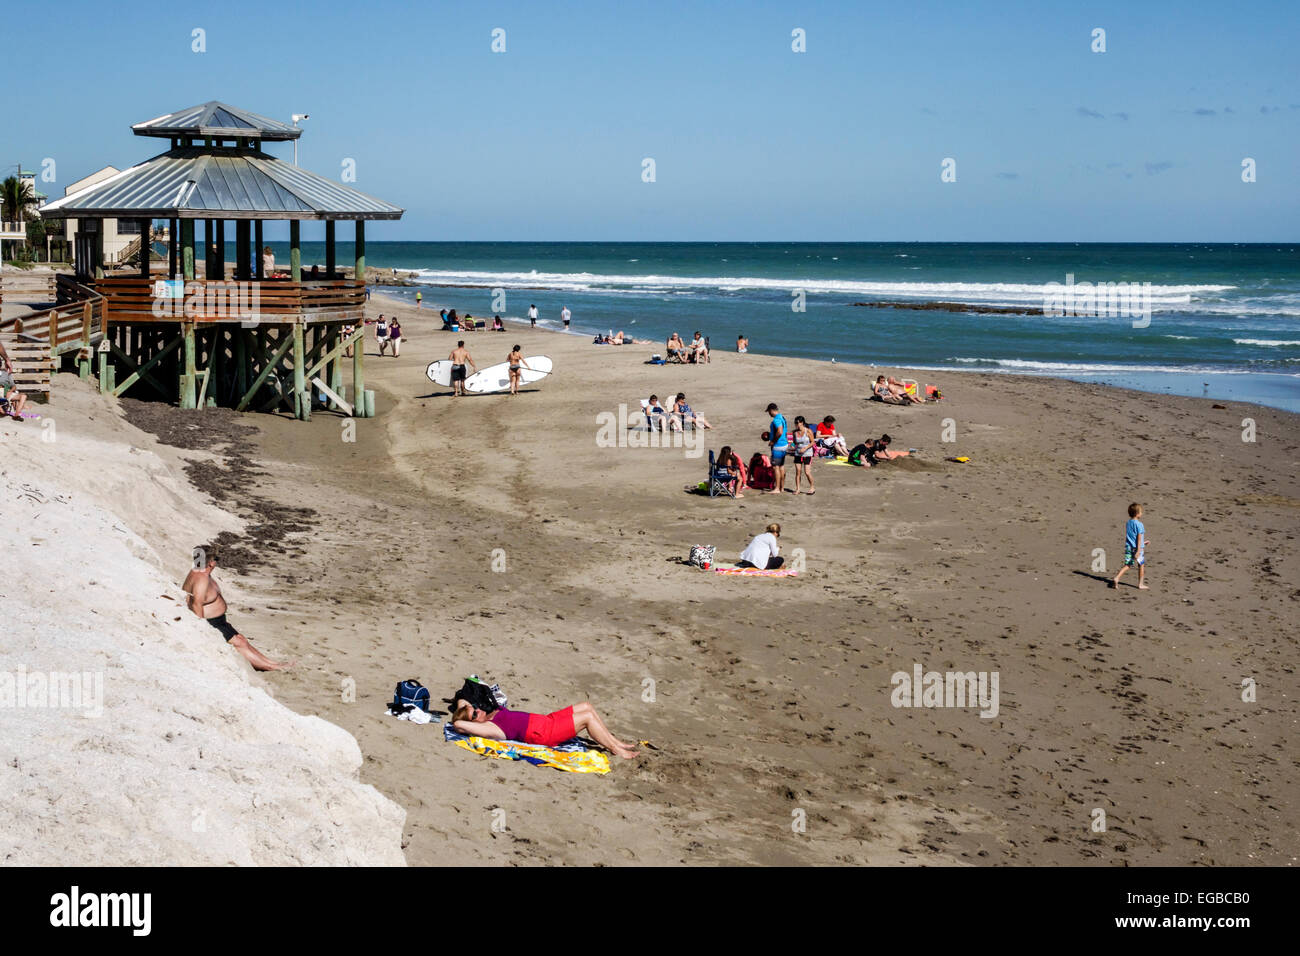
488, 706, 577, 746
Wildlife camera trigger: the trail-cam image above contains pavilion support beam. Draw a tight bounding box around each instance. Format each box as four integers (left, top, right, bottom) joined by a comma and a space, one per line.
255, 221, 264, 279
98, 349, 116, 395
352, 320, 366, 417
330, 325, 344, 409
139, 219, 151, 279
93, 219, 104, 280
289, 221, 301, 282
354, 219, 365, 283
181, 322, 197, 409
111, 337, 178, 399
215, 220, 226, 280
293, 321, 309, 421
182, 220, 195, 280
235, 328, 295, 412
169, 217, 178, 279
325, 221, 336, 279
203, 220, 213, 279
236, 220, 251, 281
235, 327, 248, 400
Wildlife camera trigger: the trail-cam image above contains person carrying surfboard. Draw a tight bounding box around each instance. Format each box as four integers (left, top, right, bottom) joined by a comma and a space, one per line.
448, 341, 477, 397
506, 344, 531, 396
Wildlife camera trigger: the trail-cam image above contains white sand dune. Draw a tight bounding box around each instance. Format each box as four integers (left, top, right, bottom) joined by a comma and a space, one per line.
0, 388, 404, 866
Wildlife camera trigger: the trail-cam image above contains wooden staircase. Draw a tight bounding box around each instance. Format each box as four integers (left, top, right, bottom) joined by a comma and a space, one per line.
0, 279, 106, 397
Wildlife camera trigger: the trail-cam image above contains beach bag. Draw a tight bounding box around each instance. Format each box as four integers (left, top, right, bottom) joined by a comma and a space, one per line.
442, 675, 505, 714
393, 679, 431, 713
747, 453, 775, 490
689, 544, 716, 568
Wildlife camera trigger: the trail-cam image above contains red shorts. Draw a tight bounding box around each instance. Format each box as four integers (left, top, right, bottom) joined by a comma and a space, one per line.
524, 706, 576, 746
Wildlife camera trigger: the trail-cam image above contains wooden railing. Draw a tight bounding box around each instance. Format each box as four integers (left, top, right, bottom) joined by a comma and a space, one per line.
0, 278, 105, 395
0, 272, 57, 309
106, 234, 143, 265
74, 277, 366, 324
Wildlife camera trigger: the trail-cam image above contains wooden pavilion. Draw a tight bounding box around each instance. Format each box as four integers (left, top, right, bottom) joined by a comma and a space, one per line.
32, 101, 403, 419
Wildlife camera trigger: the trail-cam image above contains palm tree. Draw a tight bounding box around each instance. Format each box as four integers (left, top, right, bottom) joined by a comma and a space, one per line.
1, 175, 37, 225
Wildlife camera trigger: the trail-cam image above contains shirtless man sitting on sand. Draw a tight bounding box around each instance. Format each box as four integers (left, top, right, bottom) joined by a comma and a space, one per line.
448, 341, 477, 397
183, 544, 290, 671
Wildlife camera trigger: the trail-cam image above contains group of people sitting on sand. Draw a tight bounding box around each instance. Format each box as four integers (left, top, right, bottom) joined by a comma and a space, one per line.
666, 331, 709, 364
710, 408, 910, 498
645, 392, 712, 431
439, 309, 497, 333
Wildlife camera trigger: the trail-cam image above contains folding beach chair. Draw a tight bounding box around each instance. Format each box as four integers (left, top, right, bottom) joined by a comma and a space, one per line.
708, 450, 737, 498
640, 398, 665, 431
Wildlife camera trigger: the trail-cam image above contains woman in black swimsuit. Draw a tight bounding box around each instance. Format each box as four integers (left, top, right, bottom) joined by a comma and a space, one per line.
507, 345, 530, 396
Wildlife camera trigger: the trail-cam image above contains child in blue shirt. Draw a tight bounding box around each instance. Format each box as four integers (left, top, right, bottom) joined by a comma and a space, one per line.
1111, 502, 1149, 590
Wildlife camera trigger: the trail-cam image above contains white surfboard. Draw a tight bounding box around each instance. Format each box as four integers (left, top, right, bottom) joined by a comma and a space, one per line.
464, 355, 553, 394
426, 359, 455, 386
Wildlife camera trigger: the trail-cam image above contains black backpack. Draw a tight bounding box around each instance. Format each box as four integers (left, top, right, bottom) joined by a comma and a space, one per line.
392, 679, 431, 713
442, 678, 498, 715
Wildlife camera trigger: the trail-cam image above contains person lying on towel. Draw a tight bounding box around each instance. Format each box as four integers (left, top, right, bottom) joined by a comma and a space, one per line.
873, 375, 923, 405
451, 699, 639, 759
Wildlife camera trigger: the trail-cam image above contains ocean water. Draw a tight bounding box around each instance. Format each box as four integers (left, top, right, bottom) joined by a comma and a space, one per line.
272, 241, 1300, 412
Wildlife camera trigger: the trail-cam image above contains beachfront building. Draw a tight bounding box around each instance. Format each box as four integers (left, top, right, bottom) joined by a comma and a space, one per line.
1, 166, 44, 260
33, 101, 403, 418
0, 219, 24, 258
59, 168, 146, 266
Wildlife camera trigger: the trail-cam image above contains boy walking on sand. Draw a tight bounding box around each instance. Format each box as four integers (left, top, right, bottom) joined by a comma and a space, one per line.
765, 402, 788, 494
1111, 503, 1149, 590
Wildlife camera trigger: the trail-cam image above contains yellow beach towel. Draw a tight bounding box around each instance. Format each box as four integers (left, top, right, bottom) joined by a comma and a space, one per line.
449, 732, 612, 774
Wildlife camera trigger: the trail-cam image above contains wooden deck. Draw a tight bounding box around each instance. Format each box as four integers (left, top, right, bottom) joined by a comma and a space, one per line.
1, 274, 370, 418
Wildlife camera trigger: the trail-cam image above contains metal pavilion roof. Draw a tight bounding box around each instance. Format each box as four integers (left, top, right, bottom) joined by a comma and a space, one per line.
132, 101, 302, 141
39, 146, 403, 221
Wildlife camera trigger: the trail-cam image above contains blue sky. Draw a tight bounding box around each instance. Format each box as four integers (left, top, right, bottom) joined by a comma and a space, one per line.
12, 0, 1300, 241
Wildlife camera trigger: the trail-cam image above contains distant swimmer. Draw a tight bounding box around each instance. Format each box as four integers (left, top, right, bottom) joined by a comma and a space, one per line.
448, 340, 477, 397
737, 333, 748, 353
183, 544, 291, 671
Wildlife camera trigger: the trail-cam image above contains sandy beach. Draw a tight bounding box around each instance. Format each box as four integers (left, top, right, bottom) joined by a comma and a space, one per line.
11, 286, 1286, 866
